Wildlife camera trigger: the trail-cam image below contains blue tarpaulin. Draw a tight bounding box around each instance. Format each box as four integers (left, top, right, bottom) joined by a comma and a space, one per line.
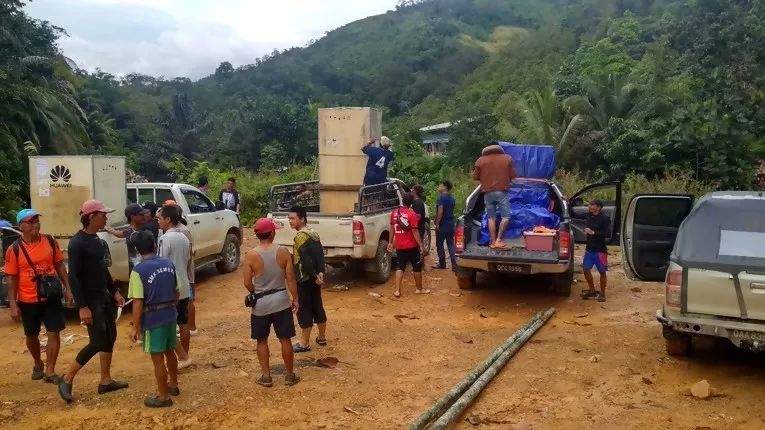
496, 142, 556, 179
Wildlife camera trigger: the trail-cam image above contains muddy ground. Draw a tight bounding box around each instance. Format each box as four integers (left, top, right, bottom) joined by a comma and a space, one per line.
1, 237, 764, 429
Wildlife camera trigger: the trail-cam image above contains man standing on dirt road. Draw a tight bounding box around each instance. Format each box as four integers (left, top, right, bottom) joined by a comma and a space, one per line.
5, 209, 72, 384
288, 206, 328, 353
243, 218, 300, 387
362, 136, 394, 186
128, 230, 180, 408
389, 193, 429, 297
156, 204, 193, 369
219, 177, 241, 214
472, 144, 516, 249
59, 200, 129, 403
581, 199, 611, 302
433, 180, 457, 270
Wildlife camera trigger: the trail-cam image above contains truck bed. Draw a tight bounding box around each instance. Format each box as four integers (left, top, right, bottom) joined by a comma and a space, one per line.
462, 238, 560, 263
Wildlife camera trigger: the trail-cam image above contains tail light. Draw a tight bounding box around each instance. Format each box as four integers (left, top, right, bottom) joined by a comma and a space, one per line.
455, 224, 465, 253
353, 221, 365, 245
558, 229, 571, 259
665, 269, 682, 308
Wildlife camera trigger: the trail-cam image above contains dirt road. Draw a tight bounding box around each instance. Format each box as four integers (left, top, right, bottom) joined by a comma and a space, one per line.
1, 239, 764, 429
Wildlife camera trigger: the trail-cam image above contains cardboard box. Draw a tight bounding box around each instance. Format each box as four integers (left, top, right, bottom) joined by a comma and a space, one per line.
319, 186, 361, 215
318, 107, 381, 186
29, 156, 127, 241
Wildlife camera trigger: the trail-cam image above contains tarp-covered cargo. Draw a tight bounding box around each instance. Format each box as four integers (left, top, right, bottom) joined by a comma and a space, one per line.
671, 192, 765, 273
496, 142, 556, 180
478, 180, 560, 243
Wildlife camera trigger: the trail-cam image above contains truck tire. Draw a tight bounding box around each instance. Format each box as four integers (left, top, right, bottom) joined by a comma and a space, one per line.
216, 233, 240, 274
368, 239, 392, 284
456, 268, 477, 290
663, 325, 692, 356
550, 268, 574, 297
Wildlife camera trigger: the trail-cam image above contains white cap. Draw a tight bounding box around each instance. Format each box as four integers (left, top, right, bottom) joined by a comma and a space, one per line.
380, 136, 392, 147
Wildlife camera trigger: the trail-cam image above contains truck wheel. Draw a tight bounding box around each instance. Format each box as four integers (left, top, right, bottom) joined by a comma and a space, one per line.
368, 239, 392, 284
550, 269, 573, 297
663, 325, 692, 356
216, 233, 240, 274
456, 268, 477, 290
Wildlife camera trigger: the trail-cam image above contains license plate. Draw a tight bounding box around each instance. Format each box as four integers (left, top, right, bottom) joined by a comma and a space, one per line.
731, 329, 765, 343
493, 263, 530, 274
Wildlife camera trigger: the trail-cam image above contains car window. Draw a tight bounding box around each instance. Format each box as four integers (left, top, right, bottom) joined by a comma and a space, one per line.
634, 198, 692, 228
719, 230, 765, 259
127, 188, 137, 205
182, 189, 215, 214
155, 188, 174, 205
138, 188, 154, 205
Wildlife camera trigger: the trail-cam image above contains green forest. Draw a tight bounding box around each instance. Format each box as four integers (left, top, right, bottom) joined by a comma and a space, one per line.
1, 0, 763, 221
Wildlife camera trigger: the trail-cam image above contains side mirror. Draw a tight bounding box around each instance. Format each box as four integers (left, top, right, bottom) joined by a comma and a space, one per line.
215, 201, 225, 211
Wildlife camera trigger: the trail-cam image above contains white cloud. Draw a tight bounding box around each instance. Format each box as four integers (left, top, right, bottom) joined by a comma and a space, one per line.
25, 0, 398, 79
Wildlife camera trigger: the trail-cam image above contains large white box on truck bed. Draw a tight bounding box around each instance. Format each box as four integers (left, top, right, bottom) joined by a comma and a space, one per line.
29, 156, 127, 238
318, 107, 382, 186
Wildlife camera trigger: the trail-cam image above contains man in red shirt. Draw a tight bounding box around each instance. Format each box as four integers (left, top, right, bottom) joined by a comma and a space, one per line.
388, 193, 428, 298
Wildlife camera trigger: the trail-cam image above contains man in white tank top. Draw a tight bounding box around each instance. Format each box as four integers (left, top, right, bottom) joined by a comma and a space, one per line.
242, 218, 300, 387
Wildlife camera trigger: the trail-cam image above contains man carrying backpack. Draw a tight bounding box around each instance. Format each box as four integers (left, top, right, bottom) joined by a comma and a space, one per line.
4, 209, 72, 383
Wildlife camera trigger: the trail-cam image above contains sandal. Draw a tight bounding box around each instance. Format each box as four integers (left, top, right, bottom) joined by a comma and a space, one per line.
169, 386, 181, 396
256, 375, 273, 387
293, 344, 311, 353
144, 395, 173, 408
393, 291, 401, 298
285, 372, 300, 386
44, 374, 62, 384
31, 366, 44, 381
580, 290, 598, 300
415, 289, 432, 294
316, 337, 327, 346
98, 380, 129, 394
493, 241, 509, 250
597, 293, 607, 302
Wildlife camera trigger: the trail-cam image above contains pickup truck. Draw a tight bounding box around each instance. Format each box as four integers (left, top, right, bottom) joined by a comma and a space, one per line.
454, 144, 621, 296
267, 179, 429, 283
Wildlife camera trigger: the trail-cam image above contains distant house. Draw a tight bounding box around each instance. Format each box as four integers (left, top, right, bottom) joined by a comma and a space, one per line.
419, 122, 452, 156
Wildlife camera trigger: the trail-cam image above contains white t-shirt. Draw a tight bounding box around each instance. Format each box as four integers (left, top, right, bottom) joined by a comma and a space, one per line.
158, 228, 191, 300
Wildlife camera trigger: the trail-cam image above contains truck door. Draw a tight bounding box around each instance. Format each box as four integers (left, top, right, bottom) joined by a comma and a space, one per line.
621, 195, 693, 281
180, 188, 218, 258
568, 182, 622, 244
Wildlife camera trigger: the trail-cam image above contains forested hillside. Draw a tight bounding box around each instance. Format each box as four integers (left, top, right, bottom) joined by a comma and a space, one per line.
1, 0, 763, 218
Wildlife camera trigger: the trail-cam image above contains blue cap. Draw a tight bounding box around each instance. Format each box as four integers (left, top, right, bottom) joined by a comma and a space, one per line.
16, 209, 40, 224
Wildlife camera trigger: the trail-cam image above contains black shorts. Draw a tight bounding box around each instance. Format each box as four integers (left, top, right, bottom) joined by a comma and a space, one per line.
395, 248, 423, 272
251, 308, 296, 340
18, 300, 65, 337
297, 280, 327, 329
176, 298, 190, 325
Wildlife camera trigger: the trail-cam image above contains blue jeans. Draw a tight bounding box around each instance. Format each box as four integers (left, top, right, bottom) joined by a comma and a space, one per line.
436, 229, 457, 268
484, 191, 511, 219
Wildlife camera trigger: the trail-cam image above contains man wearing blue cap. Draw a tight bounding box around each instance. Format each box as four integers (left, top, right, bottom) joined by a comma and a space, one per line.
4, 209, 72, 383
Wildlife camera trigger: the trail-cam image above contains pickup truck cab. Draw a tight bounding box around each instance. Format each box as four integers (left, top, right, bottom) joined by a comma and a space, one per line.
267, 179, 420, 283
454, 142, 621, 296
627, 192, 765, 355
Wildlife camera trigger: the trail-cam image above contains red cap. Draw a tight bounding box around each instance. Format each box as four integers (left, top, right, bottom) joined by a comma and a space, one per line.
253, 218, 279, 234
80, 199, 115, 215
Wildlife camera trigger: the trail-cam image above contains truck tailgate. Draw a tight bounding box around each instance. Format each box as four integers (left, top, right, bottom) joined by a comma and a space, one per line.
270, 214, 355, 248
461, 239, 560, 264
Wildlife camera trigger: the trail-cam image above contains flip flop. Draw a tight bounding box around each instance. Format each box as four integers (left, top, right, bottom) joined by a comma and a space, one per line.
98, 380, 129, 394
597, 293, 607, 302
493, 241, 509, 250
169, 386, 181, 396
293, 344, 311, 353
415, 289, 432, 294
44, 374, 62, 384
31, 366, 44, 381
580, 290, 598, 299
256, 375, 273, 387
316, 337, 327, 346
144, 395, 173, 408
285, 373, 300, 386
393, 291, 401, 298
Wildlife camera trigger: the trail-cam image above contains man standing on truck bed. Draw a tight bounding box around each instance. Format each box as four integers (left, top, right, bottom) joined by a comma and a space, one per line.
362, 136, 394, 186
388, 193, 429, 297
581, 199, 610, 302
219, 177, 241, 213
472, 144, 516, 249
59, 200, 128, 403
288, 206, 328, 353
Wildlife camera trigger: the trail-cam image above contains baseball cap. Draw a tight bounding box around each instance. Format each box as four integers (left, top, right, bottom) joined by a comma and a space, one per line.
380, 136, 392, 147
125, 203, 147, 219
16, 209, 40, 224
253, 218, 279, 234
80, 199, 115, 215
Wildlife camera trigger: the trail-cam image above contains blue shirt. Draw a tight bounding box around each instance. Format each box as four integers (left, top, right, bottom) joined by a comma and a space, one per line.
437, 193, 456, 232
362, 146, 394, 185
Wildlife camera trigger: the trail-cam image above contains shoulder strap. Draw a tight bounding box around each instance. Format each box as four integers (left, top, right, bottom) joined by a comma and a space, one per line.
16, 239, 40, 278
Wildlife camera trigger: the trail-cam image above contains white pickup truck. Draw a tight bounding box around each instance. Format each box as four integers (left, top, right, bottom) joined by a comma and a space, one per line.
106, 182, 242, 282
267, 179, 428, 283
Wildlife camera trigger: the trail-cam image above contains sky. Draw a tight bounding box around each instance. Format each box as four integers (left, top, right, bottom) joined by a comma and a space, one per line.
25, 0, 400, 79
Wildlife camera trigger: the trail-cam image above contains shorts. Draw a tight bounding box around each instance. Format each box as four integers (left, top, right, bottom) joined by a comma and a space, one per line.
484, 190, 511, 219
583, 251, 608, 273
143, 323, 177, 354
251, 307, 296, 340
297, 280, 328, 329
395, 247, 423, 272
18, 300, 65, 337
176, 298, 190, 325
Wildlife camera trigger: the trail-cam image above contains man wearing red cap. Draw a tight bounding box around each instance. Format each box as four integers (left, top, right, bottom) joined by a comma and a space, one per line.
242, 218, 300, 386
59, 200, 128, 403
